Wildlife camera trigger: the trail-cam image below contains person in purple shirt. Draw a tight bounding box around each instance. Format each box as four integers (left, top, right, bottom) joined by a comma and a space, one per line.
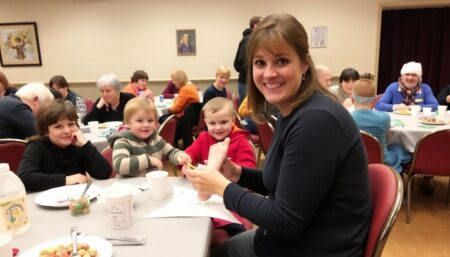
161, 80, 179, 99
375, 61, 438, 112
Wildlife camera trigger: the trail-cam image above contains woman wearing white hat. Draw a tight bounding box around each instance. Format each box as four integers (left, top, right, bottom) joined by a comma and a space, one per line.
375, 61, 438, 112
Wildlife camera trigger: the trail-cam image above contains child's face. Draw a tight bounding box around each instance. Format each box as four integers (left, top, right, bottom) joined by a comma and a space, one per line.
46, 118, 78, 148
127, 110, 157, 140
204, 109, 235, 141
215, 74, 230, 89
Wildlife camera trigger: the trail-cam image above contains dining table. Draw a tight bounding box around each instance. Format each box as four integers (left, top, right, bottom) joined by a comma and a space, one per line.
387, 111, 450, 152
13, 177, 212, 257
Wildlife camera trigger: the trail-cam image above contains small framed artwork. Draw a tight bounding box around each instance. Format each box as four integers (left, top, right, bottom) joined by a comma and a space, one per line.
0, 22, 42, 67
176, 29, 196, 56
311, 26, 327, 48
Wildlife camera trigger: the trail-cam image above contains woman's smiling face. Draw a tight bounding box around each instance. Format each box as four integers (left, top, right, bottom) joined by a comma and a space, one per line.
252, 40, 308, 115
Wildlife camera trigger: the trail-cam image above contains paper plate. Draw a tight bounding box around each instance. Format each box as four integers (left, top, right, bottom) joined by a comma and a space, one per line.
19, 235, 112, 257
418, 119, 447, 125
34, 184, 102, 208
393, 110, 411, 115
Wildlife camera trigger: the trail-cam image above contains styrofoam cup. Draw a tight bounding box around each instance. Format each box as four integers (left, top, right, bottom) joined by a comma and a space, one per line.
422, 107, 432, 116
88, 121, 100, 134
437, 105, 448, 117
146, 171, 168, 200
410, 105, 421, 117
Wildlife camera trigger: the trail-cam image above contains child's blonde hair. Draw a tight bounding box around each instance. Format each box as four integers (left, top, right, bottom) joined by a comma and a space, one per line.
202, 97, 234, 117
215, 65, 230, 77
352, 79, 376, 104
124, 97, 157, 124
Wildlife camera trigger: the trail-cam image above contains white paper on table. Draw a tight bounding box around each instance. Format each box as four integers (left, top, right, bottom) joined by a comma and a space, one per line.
142, 186, 240, 224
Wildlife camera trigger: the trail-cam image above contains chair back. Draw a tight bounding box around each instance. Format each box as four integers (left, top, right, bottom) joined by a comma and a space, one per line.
84, 98, 95, 112
158, 115, 178, 145
365, 164, 403, 257
0, 139, 27, 173
360, 130, 384, 164
256, 121, 274, 154
408, 129, 450, 176
101, 146, 116, 178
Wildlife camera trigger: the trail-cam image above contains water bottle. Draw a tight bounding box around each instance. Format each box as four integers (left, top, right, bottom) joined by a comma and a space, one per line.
0, 163, 30, 237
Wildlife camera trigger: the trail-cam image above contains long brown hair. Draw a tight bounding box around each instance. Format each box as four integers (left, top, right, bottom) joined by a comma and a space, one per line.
30, 99, 78, 141
247, 14, 332, 122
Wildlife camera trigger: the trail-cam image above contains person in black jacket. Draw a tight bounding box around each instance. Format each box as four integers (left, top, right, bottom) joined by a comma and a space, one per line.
187, 14, 370, 257
233, 16, 262, 105
18, 100, 111, 192
436, 84, 450, 109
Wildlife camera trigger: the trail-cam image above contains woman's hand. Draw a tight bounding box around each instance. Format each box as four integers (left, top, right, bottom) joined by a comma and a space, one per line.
186, 166, 231, 198
343, 98, 353, 109
71, 129, 88, 147
96, 97, 107, 109
221, 158, 242, 183
393, 103, 409, 110
66, 173, 90, 185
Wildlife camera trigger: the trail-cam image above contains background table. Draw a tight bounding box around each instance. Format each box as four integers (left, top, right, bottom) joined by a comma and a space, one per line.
14, 177, 212, 257
387, 112, 450, 152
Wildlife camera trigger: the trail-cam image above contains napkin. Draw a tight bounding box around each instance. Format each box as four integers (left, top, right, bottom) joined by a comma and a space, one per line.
391, 119, 404, 127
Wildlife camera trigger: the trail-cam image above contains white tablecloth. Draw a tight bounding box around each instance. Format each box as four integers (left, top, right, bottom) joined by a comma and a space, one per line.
14, 177, 212, 257
387, 112, 450, 152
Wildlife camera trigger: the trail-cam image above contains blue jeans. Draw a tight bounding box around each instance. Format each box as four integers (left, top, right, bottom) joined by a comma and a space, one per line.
211, 229, 257, 257
237, 82, 247, 106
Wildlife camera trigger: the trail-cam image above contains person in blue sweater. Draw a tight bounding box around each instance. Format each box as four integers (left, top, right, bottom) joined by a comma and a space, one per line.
375, 61, 438, 112
351, 79, 411, 172
186, 14, 370, 257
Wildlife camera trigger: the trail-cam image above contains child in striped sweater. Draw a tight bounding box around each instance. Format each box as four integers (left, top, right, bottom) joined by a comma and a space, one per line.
108, 97, 190, 176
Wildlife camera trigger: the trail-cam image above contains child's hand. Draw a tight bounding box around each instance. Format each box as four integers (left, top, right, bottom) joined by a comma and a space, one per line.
150, 156, 164, 170
176, 152, 192, 165
71, 129, 88, 147
343, 98, 353, 109
66, 173, 89, 185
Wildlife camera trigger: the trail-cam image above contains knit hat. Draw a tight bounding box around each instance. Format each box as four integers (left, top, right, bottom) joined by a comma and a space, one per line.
400, 61, 422, 77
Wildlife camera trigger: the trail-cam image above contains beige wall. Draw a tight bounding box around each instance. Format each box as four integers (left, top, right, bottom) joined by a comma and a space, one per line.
1, 0, 448, 99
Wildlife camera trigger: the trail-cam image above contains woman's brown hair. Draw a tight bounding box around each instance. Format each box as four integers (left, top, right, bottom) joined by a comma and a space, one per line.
31, 99, 78, 141
246, 14, 332, 122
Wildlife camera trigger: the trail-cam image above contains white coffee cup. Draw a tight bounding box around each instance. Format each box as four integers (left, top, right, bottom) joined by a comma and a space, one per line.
437, 105, 448, 117
103, 186, 134, 229
410, 105, 421, 117
88, 121, 100, 134
422, 107, 432, 116
146, 171, 169, 200
0, 233, 12, 257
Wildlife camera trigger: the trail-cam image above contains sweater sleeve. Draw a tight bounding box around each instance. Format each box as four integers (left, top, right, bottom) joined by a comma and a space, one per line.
17, 142, 66, 192
79, 141, 111, 179
421, 85, 439, 111
375, 86, 395, 111
233, 138, 257, 168
169, 85, 198, 114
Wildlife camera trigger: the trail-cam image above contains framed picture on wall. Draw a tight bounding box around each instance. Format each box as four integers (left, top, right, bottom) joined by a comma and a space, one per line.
176, 29, 196, 56
311, 26, 327, 48
0, 22, 42, 67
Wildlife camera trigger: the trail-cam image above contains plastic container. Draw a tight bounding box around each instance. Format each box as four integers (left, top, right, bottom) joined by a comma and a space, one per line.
0, 163, 30, 237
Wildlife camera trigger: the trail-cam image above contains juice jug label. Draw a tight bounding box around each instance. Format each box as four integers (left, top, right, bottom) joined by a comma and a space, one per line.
0, 196, 29, 231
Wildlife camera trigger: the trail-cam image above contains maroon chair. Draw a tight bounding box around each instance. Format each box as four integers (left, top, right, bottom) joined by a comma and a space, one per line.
360, 130, 384, 164
84, 98, 95, 112
255, 121, 274, 165
158, 115, 178, 145
365, 164, 403, 257
211, 218, 253, 248
405, 129, 450, 223
0, 138, 27, 173
101, 146, 116, 178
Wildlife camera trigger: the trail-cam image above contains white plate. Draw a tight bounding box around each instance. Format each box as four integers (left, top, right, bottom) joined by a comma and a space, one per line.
34, 184, 102, 208
104, 121, 123, 128
19, 235, 112, 257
